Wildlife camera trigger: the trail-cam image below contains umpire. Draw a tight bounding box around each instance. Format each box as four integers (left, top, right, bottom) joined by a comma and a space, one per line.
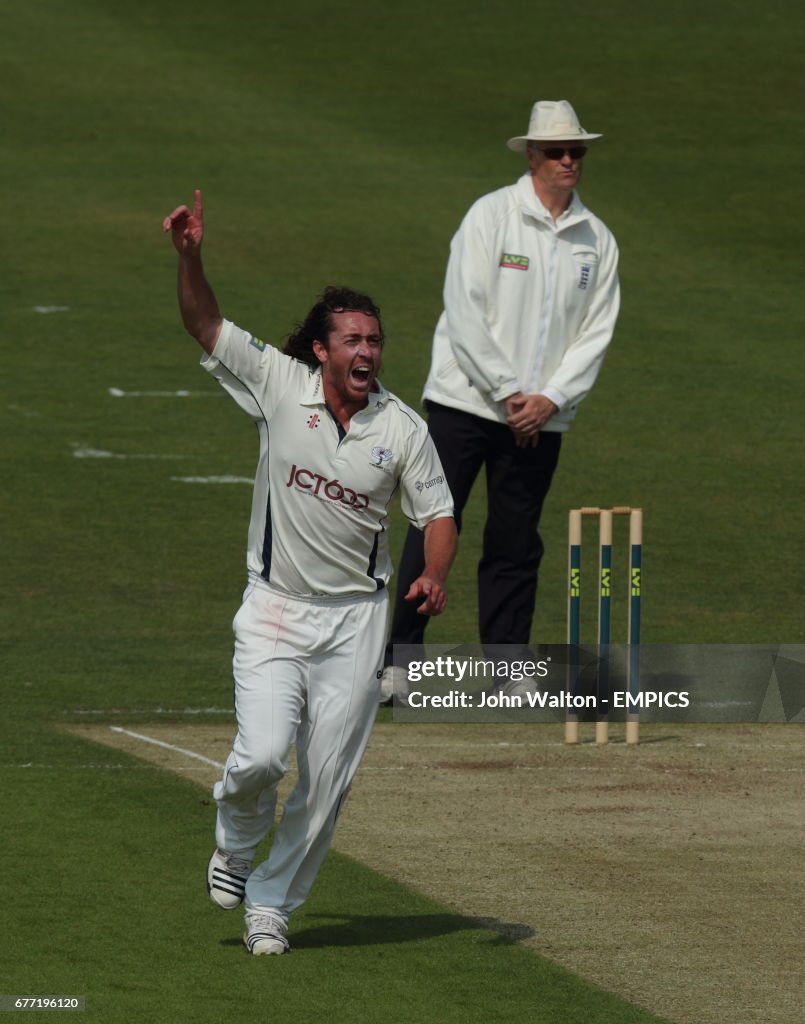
384, 99, 620, 694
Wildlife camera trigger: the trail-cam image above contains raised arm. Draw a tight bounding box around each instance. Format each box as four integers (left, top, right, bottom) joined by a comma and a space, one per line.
403, 515, 458, 616
162, 189, 223, 354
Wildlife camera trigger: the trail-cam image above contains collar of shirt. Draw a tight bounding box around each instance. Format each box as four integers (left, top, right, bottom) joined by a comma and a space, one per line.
299, 366, 390, 412
515, 173, 590, 230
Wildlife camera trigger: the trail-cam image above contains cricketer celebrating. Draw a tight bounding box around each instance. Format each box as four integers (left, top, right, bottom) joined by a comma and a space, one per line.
163, 191, 457, 956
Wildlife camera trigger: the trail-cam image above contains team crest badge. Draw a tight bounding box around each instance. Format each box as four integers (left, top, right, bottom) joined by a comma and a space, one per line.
371, 446, 393, 467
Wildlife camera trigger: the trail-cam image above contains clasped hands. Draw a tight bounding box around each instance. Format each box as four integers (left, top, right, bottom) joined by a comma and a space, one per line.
504, 392, 559, 448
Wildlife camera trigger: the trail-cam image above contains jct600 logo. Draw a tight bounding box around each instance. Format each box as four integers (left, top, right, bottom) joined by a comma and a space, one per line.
286, 464, 369, 512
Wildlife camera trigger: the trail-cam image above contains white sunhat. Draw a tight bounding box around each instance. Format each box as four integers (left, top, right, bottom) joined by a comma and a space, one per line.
506, 100, 602, 152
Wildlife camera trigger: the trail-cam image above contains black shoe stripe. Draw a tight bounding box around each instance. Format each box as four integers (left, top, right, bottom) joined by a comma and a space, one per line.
212, 885, 244, 898
212, 868, 247, 883
212, 870, 247, 892
212, 875, 246, 890
246, 933, 289, 953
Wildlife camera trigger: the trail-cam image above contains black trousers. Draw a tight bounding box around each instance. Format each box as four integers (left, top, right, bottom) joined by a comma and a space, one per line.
389, 401, 562, 653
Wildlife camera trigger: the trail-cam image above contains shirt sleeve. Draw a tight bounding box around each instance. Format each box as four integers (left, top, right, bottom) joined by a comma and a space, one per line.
443, 199, 523, 402
542, 230, 621, 408
398, 429, 454, 529
200, 319, 297, 419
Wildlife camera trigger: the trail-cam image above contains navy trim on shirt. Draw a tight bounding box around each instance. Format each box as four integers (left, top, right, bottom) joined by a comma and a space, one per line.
325, 403, 347, 443
260, 489, 273, 581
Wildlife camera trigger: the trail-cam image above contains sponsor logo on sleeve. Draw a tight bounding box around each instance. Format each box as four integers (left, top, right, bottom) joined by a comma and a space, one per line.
578, 264, 591, 290
415, 474, 445, 493
500, 253, 530, 271
248, 335, 267, 351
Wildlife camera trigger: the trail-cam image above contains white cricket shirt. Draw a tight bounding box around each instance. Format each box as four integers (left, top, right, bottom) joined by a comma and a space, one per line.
423, 174, 620, 430
202, 320, 454, 597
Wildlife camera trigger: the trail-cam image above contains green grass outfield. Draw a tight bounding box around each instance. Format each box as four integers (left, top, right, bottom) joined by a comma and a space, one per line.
1, 0, 802, 1020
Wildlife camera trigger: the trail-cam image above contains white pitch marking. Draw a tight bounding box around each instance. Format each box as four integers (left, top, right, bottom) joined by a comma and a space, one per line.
32, 305, 70, 314
171, 475, 254, 485
108, 387, 220, 398
696, 700, 759, 709
72, 707, 233, 716
71, 444, 186, 461
7, 404, 43, 418
110, 726, 225, 769
3, 763, 133, 770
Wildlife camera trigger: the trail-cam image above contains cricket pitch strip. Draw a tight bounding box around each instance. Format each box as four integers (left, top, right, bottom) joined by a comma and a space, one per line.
65, 721, 803, 1024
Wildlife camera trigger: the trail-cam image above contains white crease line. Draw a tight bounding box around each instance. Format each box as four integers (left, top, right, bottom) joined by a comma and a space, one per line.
171, 475, 254, 485
4, 763, 123, 769
72, 707, 232, 715
7, 404, 43, 418
32, 305, 70, 314
71, 445, 187, 461
110, 726, 225, 769
696, 701, 759, 708
108, 387, 221, 398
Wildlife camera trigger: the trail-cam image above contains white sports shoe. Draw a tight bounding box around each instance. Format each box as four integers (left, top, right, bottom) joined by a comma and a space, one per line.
243, 910, 290, 956
379, 665, 408, 705
207, 848, 253, 910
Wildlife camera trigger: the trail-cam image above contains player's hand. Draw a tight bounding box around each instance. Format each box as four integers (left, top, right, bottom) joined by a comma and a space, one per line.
163, 189, 204, 254
405, 575, 448, 616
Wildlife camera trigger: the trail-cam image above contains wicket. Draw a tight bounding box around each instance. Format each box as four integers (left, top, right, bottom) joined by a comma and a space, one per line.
565, 506, 642, 745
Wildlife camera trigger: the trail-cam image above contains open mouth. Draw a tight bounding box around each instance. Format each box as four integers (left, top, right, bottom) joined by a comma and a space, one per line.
351, 365, 372, 385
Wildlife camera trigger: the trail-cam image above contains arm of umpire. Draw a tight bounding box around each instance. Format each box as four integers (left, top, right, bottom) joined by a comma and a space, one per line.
404, 516, 458, 616
163, 189, 223, 354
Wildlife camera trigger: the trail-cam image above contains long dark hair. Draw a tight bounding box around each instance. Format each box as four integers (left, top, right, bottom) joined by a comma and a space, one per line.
283, 286, 384, 368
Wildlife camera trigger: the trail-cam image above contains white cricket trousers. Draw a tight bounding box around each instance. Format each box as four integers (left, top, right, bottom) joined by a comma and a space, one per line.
213, 581, 387, 921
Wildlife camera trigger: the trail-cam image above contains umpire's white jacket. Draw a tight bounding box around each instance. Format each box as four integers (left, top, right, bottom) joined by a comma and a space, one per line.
423, 173, 620, 431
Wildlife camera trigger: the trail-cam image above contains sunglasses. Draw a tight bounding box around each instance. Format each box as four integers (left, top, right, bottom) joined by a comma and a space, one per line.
538, 146, 588, 160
